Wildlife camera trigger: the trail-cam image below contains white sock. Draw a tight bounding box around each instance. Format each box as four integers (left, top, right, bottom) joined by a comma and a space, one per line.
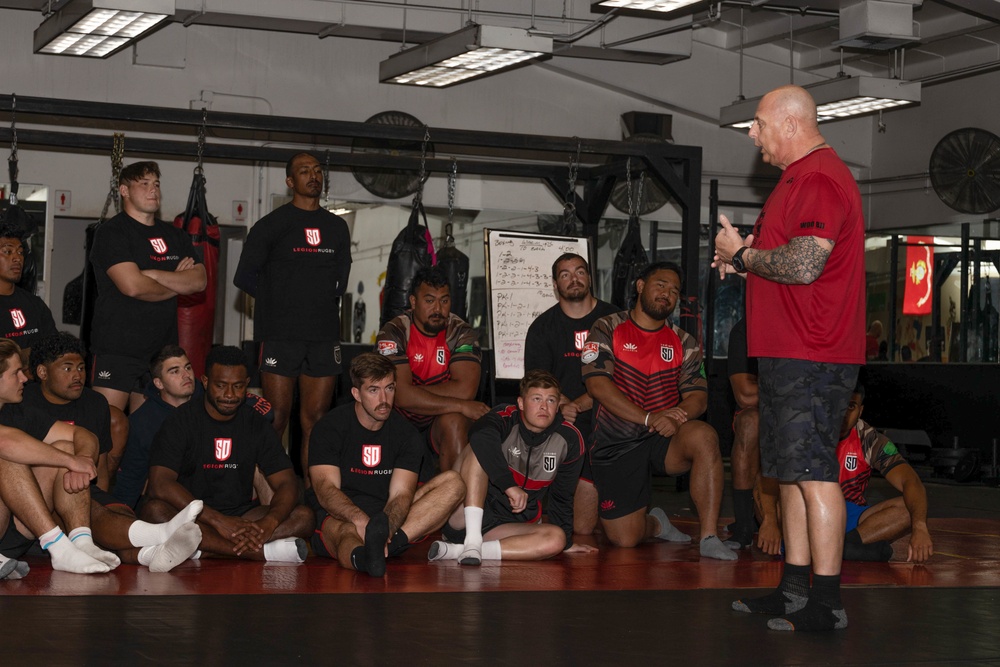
7, 560, 30, 579
262, 537, 306, 563
42, 528, 110, 574
69, 527, 121, 568
649, 507, 692, 543
427, 540, 465, 561
128, 500, 204, 547
190, 550, 202, 561
463, 506, 484, 545
481, 540, 502, 560
138, 523, 203, 572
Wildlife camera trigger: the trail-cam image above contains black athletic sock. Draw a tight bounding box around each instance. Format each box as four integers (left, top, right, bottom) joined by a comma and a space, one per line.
387, 529, 411, 558
350, 546, 368, 574
728, 489, 755, 545
768, 596, 848, 632
809, 573, 843, 609
845, 528, 863, 545
732, 563, 810, 615
843, 538, 893, 562
364, 512, 390, 578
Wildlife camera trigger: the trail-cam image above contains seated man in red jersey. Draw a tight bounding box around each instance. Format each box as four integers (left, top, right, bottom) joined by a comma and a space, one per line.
584, 262, 735, 560
429, 370, 597, 565
308, 353, 465, 577
375, 266, 490, 475
752, 381, 934, 563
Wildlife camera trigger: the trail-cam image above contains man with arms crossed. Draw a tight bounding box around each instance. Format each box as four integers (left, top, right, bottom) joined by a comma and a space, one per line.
376, 266, 489, 475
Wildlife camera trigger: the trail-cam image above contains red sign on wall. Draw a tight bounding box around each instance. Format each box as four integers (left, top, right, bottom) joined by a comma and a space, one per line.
903, 236, 934, 315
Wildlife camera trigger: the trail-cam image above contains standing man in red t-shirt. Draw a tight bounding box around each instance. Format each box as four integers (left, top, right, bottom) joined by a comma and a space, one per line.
714, 85, 865, 632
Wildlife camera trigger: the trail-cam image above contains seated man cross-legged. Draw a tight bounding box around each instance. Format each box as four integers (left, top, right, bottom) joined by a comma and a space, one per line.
308, 353, 465, 577
430, 370, 597, 565
142, 346, 314, 562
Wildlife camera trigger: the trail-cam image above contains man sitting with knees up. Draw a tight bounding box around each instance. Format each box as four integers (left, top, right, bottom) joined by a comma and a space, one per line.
142, 346, 313, 562
308, 353, 465, 577
429, 370, 597, 565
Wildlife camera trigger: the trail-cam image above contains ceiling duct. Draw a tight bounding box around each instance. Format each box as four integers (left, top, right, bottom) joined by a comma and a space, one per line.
834, 0, 921, 51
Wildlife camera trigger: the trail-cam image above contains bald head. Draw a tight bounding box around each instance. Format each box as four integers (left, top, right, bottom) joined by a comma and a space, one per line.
763, 85, 819, 131
749, 84, 826, 170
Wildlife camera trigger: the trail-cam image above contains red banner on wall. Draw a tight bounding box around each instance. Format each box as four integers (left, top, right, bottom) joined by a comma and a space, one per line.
903, 236, 934, 315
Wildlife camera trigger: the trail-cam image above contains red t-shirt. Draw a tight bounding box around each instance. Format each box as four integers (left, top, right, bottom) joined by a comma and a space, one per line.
746, 147, 866, 364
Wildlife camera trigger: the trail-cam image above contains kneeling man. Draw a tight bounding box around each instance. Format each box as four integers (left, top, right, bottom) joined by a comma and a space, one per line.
309, 353, 465, 577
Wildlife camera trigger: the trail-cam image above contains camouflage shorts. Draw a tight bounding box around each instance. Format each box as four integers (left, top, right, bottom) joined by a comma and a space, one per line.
758, 358, 859, 483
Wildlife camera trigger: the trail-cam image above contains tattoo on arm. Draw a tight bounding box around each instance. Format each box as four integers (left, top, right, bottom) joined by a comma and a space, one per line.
747, 236, 833, 284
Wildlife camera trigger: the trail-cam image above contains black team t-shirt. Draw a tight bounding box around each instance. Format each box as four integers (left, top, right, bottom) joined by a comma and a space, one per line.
309, 402, 424, 517
150, 400, 292, 516
236, 203, 352, 342
524, 299, 618, 439
89, 211, 201, 359
0, 402, 55, 440
0, 287, 57, 350
21, 383, 113, 455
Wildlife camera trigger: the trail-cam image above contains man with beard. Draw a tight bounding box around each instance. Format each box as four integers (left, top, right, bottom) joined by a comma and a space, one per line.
142, 346, 314, 562
524, 253, 616, 535
308, 353, 465, 577
89, 161, 206, 414
376, 266, 489, 475
0, 221, 56, 358
235, 152, 352, 486
583, 262, 735, 560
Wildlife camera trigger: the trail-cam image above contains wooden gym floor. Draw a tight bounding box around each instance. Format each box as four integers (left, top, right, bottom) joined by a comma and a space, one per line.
2, 477, 998, 666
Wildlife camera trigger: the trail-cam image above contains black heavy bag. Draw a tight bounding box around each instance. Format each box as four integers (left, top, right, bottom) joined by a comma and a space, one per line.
437, 232, 469, 321
611, 214, 648, 310
75, 221, 101, 349
2, 158, 39, 294
380, 200, 436, 327
173, 171, 220, 378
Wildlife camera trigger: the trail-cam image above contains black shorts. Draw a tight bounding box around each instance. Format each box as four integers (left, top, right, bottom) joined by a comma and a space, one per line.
481, 491, 543, 535
90, 482, 134, 513
0, 516, 37, 559
90, 353, 149, 394
591, 436, 671, 520
758, 358, 859, 483
258, 340, 342, 378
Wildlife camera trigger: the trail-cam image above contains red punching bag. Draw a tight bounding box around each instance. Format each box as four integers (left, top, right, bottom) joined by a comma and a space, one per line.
173, 170, 219, 377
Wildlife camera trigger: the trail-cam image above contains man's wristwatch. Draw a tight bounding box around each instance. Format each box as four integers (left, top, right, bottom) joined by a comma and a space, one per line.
731, 246, 749, 273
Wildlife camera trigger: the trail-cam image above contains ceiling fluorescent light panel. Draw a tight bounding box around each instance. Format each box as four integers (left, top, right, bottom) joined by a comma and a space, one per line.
380, 24, 552, 88
34, 0, 173, 58
591, 1, 715, 19
719, 76, 921, 128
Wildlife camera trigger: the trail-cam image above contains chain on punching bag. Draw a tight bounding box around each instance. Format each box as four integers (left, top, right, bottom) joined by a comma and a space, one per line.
436, 160, 469, 320
611, 159, 649, 310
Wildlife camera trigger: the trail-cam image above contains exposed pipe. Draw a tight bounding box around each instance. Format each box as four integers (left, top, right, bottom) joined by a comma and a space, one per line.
602, 14, 718, 49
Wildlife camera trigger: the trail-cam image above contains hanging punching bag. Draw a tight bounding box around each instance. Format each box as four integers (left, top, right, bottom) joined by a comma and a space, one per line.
437, 224, 469, 321
3, 156, 39, 294
173, 170, 219, 378
380, 199, 436, 327
611, 213, 648, 310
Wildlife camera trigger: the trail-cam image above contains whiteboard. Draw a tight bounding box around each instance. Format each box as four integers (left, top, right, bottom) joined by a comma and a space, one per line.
485, 229, 593, 380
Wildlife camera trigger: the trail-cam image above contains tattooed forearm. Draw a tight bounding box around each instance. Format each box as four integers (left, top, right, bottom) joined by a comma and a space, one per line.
746, 236, 833, 284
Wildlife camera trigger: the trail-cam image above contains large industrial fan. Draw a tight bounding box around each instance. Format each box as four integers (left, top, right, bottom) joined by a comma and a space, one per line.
351, 111, 432, 199
929, 127, 1000, 214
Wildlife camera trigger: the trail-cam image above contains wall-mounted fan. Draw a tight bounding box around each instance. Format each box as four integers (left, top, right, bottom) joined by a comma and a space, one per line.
929, 127, 1000, 214
351, 111, 433, 199
608, 134, 671, 216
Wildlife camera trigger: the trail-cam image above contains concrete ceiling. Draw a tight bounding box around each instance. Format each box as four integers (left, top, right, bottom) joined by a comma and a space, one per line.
5, 1, 1000, 89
